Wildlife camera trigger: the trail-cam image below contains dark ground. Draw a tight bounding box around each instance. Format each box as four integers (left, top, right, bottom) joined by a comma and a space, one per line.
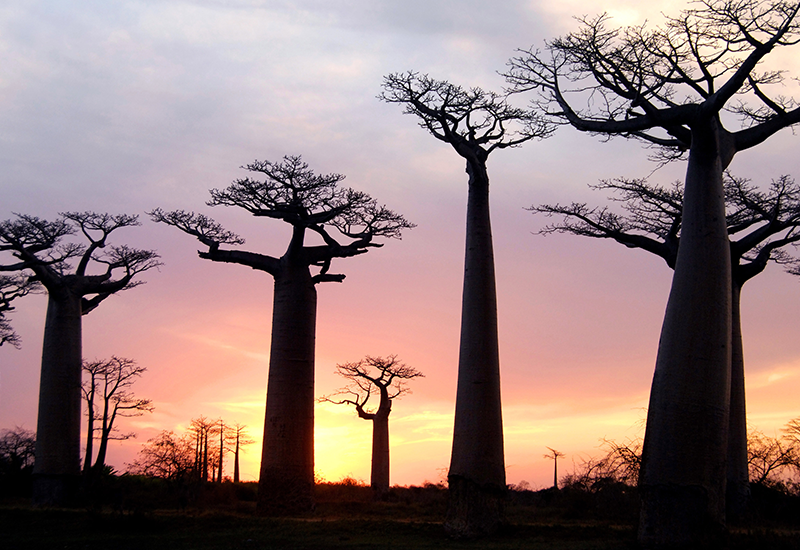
2, 478, 800, 549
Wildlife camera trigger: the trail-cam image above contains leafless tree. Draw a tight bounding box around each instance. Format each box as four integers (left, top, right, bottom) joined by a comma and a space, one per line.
188, 416, 217, 483
231, 423, 255, 483
320, 355, 423, 497
543, 447, 566, 490
126, 430, 196, 482
0, 212, 160, 505
531, 173, 800, 518
747, 428, 795, 486
151, 156, 413, 513
380, 71, 551, 537
506, 1, 800, 544
0, 274, 37, 348
82, 357, 153, 479
0, 427, 36, 472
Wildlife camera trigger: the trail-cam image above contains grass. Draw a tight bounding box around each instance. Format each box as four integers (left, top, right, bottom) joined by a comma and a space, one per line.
2, 479, 800, 549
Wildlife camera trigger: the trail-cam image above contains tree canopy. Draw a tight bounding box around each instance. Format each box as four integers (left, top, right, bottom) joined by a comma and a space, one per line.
505, 0, 800, 163
531, 173, 800, 280
150, 155, 414, 284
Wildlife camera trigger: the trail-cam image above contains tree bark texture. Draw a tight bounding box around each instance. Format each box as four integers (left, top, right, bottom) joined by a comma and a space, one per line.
638, 118, 733, 548
32, 290, 83, 506
370, 410, 390, 497
726, 282, 749, 521
445, 159, 506, 538
257, 260, 317, 515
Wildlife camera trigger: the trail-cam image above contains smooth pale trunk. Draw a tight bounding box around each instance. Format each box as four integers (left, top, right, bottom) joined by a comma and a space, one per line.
33, 290, 83, 506
445, 159, 505, 537
638, 120, 732, 547
370, 411, 390, 496
257, 263, 316, 514
726, 282, 749, 520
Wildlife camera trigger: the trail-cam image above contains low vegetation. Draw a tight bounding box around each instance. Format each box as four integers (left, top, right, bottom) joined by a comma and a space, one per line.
2, 472, 800, 549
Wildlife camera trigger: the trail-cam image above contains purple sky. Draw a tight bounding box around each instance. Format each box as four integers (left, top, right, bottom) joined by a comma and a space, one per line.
2, 0, 800, 488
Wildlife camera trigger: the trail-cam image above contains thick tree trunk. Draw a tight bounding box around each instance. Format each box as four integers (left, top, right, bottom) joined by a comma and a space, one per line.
257, 261, 317, 515
638, 119, 733, 548
371, 411, 390, 497
445, 158, 506, 538
727, 282, 749, 521
32, 290, 83, 506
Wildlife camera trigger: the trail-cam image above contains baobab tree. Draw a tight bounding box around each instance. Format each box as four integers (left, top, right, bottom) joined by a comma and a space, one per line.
188, 415, 217, 483
532, 174, 800, 519
82, 356, 153, 479
0, 274, 36, 348
320, 355, 423, 497
543, 447, 565, 490
150, 155, 413, 513
0, 212, 160, 505
505, 1, 800, 544
231, 423, 255, 483
380, 71, 551, 537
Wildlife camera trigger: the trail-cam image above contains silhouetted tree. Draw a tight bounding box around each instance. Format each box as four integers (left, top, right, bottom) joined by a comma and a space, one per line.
320, 355, 423, 497
532, 173, 800, 518
747, 428, 795, 487
82, 357, 153, 479
0, 274, 37, 348
151, 155, 413, 513
188, 416, 216, 483
0, 213, 160, 506
544, 447, 565, 490
0, 427, 36, 473
212, 419, 238, 483
231, 423, 255, 483
380, 72, 551, 537
506, 1, 800, 544
126, 430, 195, 481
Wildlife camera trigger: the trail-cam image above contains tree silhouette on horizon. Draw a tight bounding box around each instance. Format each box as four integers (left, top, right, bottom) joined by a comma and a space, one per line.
82, 356, 154, 480
151, 155, 414, 514
0, 212, 160, 506
506, 1, 800, 544
532, 173, 800, 518
0, 274, 36, 348
320, 355, 423, 498
380, 71, 551, 538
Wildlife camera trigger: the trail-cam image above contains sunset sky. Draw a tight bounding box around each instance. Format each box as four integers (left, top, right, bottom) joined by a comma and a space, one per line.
2, 0, 800, 490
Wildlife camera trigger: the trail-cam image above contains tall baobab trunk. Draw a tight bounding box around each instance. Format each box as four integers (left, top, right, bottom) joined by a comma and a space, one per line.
445, 157, 505, 538
727, 281, 749, 520
370, 402, 391, 497
639, 119, 732, 548
257, 259, 317, 514
33, 290, 83, 506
